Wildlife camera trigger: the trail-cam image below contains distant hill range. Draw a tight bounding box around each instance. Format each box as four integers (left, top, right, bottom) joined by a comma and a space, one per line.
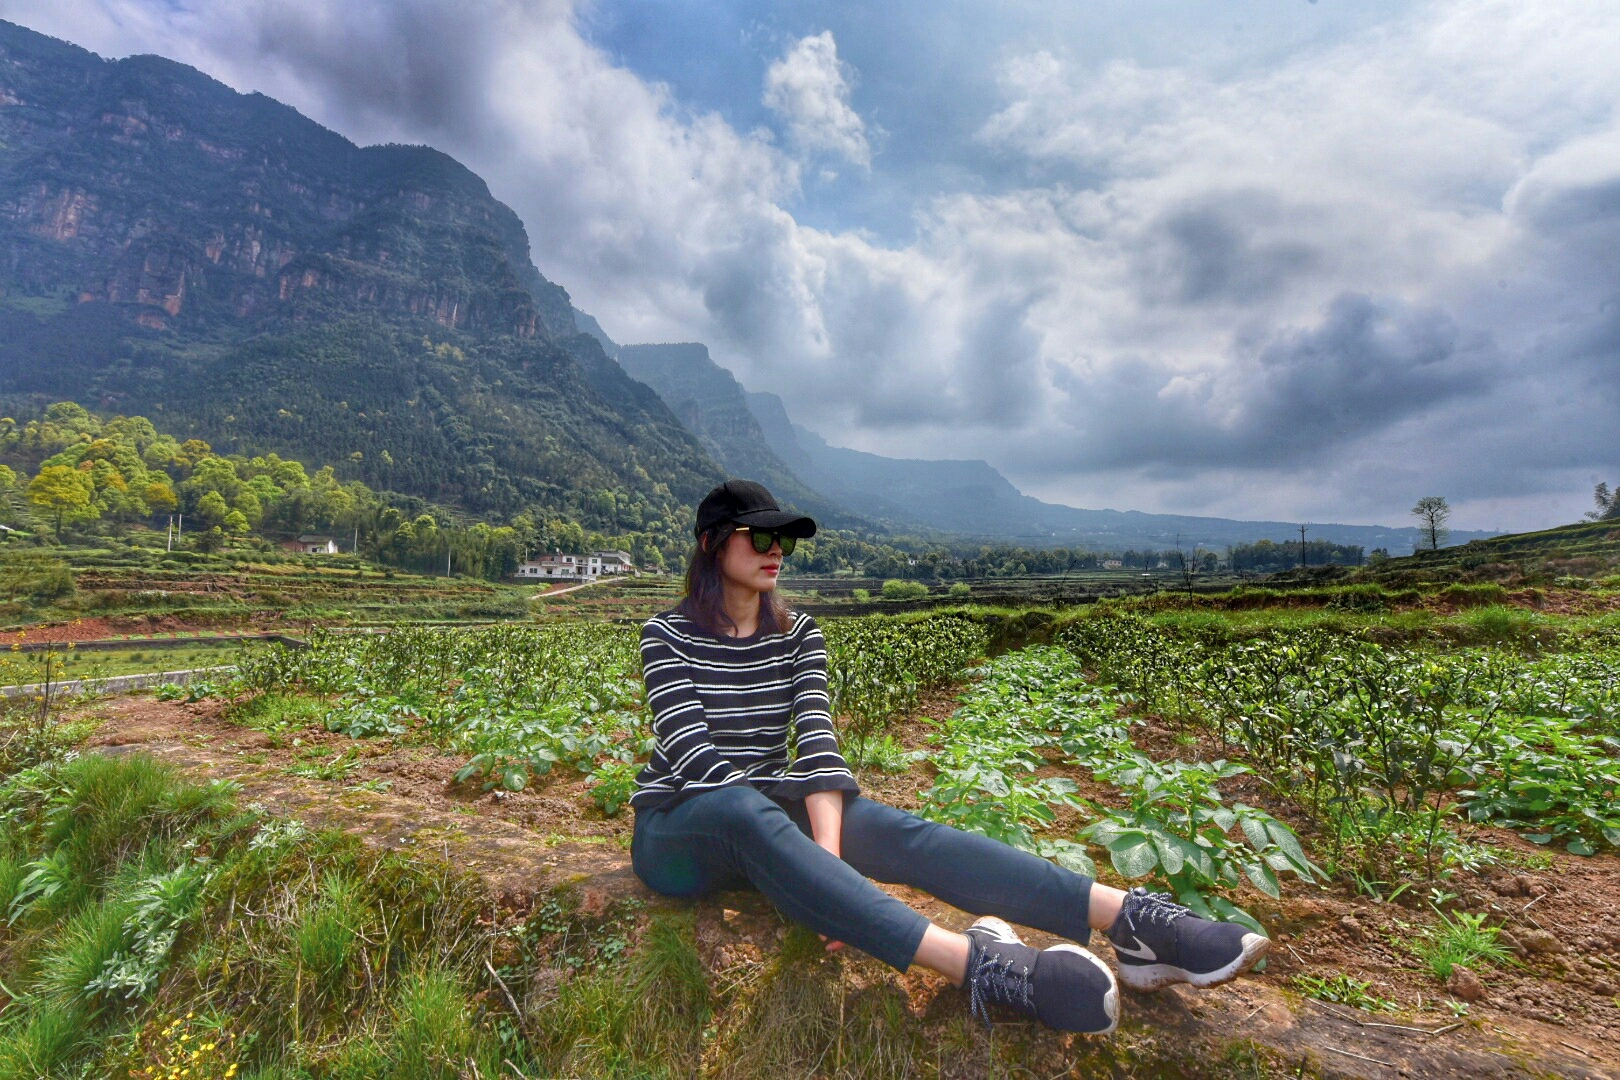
0, 18, 1497, 553
577, 319, 1494, 552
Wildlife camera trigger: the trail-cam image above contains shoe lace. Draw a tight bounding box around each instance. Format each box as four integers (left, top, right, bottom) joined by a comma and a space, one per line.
967, 953, 1035, 1028
1122, 889, 1193, 935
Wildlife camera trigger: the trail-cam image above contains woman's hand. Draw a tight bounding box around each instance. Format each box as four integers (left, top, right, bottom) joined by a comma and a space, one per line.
805, 790, 847, 952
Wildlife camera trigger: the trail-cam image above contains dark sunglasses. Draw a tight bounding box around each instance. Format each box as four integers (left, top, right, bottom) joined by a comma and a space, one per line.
734, 526, 796, 556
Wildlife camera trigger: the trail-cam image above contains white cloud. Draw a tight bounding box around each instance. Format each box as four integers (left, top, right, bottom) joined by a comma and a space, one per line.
763, 31, 871, 168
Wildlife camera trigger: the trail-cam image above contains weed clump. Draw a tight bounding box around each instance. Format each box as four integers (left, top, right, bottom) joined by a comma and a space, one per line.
1415, 909, 1512, 981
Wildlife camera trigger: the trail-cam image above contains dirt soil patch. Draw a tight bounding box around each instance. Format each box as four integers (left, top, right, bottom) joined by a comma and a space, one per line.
75, 694, 1620, 1078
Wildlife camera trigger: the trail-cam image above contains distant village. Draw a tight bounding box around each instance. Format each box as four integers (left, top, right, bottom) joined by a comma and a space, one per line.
282, 536, 641, 582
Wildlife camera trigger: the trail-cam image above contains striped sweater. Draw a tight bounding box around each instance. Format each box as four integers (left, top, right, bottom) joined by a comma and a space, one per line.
631, 608, 860, 812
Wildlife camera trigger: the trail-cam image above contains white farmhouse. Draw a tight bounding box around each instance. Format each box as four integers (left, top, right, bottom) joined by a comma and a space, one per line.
286, 534, 340, 555
516, 554, 585, 580
592, 550, 635, 576
516, 550, 637, 582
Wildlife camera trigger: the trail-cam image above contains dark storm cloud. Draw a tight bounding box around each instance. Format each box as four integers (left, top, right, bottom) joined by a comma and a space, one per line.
1136, 197, 1321, 307
1046, 293, 1490, 472
240, 0, 514, 141
846, 295, 1045, 428
1245, 294, 1485, 449
1499, 150, 1620, 412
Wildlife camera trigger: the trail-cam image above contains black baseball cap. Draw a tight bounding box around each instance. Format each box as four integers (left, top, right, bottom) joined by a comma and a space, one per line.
695, 480, 817, 538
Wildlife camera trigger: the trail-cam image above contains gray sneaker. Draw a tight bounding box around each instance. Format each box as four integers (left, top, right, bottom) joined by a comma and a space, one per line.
1106, 889, 1270, 992
963, 916, 1119, 1034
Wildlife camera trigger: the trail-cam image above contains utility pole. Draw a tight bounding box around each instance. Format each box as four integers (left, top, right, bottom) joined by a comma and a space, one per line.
176, 513, 183, 542
166, 515, 174, 552
446, 546, 452, 577
1299, 524, 1308, 568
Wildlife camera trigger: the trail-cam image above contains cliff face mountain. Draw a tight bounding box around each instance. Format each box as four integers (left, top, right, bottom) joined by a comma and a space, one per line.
0, 20, 720, 522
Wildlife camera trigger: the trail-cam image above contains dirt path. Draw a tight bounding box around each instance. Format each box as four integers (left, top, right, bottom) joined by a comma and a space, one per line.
77, 695, 1620, 1079
531, 576, 613, 598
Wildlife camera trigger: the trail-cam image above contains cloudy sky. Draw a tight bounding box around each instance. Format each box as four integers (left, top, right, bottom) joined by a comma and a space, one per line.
4, 0, 1617, 531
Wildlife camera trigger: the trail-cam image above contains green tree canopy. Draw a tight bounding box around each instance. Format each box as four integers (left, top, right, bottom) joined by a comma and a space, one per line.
26, 464, 97, 537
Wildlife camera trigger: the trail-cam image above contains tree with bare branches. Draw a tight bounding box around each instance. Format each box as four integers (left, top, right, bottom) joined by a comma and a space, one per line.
1411, 496, 1450, 551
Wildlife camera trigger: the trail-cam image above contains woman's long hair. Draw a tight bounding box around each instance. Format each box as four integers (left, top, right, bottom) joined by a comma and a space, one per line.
680, 523, 793, 637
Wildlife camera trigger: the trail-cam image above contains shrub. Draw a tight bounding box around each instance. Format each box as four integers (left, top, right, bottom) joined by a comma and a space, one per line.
880, 579, 929, 601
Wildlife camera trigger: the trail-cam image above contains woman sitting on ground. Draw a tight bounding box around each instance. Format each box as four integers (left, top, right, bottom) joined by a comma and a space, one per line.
629, 479, 1270, 1033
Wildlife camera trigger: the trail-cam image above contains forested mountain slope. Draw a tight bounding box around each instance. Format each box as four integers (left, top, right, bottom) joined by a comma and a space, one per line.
0, 20, 720, 533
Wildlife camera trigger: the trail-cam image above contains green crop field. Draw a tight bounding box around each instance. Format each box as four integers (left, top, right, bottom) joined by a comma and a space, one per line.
3, 587, 1619, 1076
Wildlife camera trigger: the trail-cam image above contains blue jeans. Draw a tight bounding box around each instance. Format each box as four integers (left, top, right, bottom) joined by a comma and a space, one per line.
631, 786, 1094, 971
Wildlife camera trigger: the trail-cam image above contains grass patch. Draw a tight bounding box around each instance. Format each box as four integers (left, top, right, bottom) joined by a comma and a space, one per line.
1414, 910, 1513, 981
521, 908, 710, 1078
384, 969, 501, 1080
710, 925, 921, 1080
1452, 604, 1557, 647
284, 748, 362, 782
223, 691, 328, 735
30, 898, 132, 1010
291, 871, 367, 1004
0, 752, 504, 1078
1290, 972, 1399, 1013
0, 1001, 90, 1078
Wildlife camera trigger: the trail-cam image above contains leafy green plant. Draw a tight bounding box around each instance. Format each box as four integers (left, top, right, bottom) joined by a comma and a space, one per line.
1459, 714, 1620, 854
921, 737, 1083, 853
823, 615, 987, 762
8, 846, 74, 923
324, 688, 421, 738
1081, 754, 1319, 931
84, 863, 209, 1000
155, 678, 225, 703
844, 733, 917, 773
588, 760, 639, 816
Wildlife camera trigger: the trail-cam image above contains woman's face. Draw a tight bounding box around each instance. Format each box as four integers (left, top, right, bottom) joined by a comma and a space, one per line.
716, 527, 782, 595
